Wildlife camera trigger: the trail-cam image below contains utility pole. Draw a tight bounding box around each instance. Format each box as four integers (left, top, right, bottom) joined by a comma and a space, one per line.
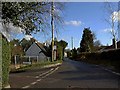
71, 37, 73, 50
51, 1, 54, 62
71, 37, 74, 57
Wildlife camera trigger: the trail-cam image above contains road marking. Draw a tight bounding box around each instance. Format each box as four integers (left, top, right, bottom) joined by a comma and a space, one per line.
22, 85, 30, 88
95, 65, 120, 76
102, 68, 120, 76
31, 82, 37, 85
35, 68, 54, 78
41, 67, 59, 79
22, 67, 59, 88
36, 79, 41, 82
35, 76, 39, 78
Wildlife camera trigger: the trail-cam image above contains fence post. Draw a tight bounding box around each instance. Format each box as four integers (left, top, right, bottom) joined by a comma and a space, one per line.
14, 55, 17, 65
29, 56, 30, 62
37, 56, 38, 63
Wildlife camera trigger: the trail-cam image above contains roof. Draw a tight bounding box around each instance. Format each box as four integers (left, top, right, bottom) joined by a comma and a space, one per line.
35, 42, 50, 57
24, 38, 51, 57
35, 42, 47, 52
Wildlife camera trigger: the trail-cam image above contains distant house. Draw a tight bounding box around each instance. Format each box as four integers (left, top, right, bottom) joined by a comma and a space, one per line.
64, 52, 67, 57
99, 41, 120, 52
25, 41, 50, 62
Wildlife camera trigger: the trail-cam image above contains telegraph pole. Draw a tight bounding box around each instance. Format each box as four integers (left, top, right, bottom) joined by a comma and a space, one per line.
51, 1, 54, 62
71, 37, 73, 50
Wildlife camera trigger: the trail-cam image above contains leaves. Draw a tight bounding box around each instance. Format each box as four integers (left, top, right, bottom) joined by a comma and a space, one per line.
2, 2, 64, 35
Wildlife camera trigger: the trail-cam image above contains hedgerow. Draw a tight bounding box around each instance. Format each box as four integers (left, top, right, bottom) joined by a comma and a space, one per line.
2, 36, 11, 87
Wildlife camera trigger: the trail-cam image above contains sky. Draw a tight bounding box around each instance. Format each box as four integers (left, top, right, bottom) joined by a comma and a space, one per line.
1, 2, 119, 49
56, 2, 119, 49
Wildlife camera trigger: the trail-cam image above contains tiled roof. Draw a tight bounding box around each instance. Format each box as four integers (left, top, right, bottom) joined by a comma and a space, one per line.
35, 42, 50, 57
35, 42, 47, 52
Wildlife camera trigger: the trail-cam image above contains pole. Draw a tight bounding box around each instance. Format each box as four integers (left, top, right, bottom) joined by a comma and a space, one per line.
51, 1, 54, 62
71, 37, 73, 57
71, 37, 73, 50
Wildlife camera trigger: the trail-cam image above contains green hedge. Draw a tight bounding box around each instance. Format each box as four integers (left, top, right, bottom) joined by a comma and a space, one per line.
2, 36, 11, 87
76, 49, 120, 72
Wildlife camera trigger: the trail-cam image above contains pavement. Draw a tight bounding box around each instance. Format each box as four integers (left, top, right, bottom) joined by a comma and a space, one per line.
9, 58, 120, 89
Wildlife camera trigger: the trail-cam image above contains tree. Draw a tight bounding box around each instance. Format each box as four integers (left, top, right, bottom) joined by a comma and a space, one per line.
2, 2, 64, 35
104, 2, 118, 49
20, 38, 36, 51
53, 39, 68, 60
58, 40, 68, 58
72, 47, 77, 59
1, 2, 64, 87
80, 28, 94, 52
94, 40, 101, 47
10, 39, 20, 47
93, 40, 102, 51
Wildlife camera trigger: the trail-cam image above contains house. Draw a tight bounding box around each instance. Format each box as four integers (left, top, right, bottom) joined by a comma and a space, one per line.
64, 52, 67, 57
99, 40, 120, 52
25, 41, 50, 62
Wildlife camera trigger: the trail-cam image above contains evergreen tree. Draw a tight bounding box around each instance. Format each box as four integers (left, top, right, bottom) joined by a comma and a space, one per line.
80, 28, 94, 52
72, 47, 77, 58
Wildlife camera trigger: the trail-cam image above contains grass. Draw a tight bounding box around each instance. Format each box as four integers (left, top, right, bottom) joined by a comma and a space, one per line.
10, 60, 63, 73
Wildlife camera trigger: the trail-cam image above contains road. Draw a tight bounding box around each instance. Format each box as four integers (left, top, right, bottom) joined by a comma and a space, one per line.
9, 58, 120, 89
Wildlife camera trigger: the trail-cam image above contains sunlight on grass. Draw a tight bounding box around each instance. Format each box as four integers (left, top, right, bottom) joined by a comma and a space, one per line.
10, 60, 63, 73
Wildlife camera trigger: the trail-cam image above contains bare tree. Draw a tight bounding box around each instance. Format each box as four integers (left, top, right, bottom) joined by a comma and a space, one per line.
104, 2, 118, 49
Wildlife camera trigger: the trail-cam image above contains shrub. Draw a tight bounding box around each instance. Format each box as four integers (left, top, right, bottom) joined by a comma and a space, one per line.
76, 49, 120, 72
2, 36, 11, 87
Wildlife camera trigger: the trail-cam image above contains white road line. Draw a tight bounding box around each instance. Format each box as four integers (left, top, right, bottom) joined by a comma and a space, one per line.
103, 68, 120, 76
31, 82, 37, 85
22, 85, 30, 88
41, 67, 59, 79
22, 67, 59, 88
36, 79, 41, 82
94, 64, 120, 76
35, 68, 54, 78
35, 76, 39, 78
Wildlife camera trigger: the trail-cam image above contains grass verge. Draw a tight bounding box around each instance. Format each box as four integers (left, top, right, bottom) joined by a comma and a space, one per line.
10, 60, 62, 73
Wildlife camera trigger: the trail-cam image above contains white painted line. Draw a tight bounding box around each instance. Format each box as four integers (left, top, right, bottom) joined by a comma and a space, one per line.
22, 85, 30, 88
35, 76, 39, 78
36, 68, 54, 78
41, 67, 59, 79
103, 68, 120, 76
31, 82, 37, 85
94, 64, 120, 76
36, 79, 41, 82
22, 67, 59, 88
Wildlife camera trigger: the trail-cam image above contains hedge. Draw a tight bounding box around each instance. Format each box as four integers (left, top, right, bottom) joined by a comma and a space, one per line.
2, 36, 11, 88
76, 49, 120, 72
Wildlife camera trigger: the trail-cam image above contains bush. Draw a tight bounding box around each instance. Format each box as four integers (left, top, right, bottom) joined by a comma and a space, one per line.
76, 49, 120, 72
2, 36, 11, 87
